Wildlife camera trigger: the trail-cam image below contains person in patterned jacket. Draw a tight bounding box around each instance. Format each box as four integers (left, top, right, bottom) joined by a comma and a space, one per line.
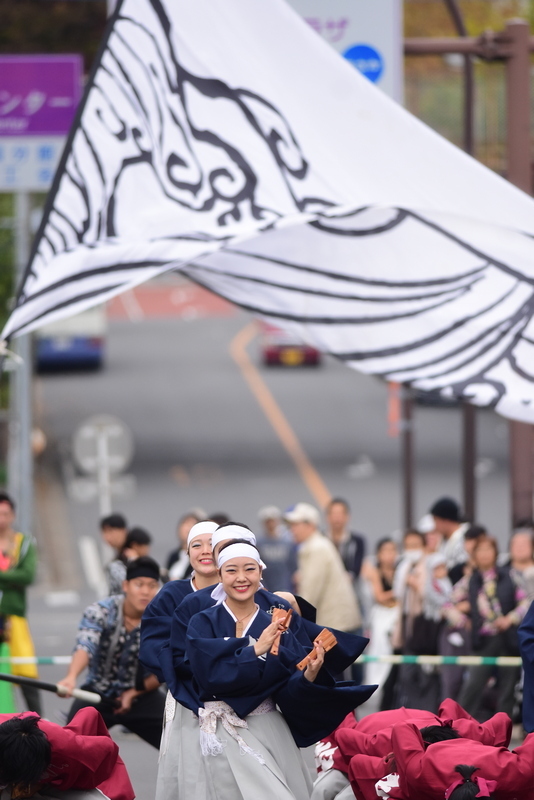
58, 556, 165, 748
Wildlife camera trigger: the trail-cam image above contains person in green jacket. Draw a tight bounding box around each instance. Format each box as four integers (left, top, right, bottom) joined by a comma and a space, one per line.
0, 492, 41, 713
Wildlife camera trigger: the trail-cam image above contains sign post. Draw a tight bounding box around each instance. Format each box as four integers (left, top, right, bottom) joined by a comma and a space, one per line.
72, 414, 134, 519
287, 0, 403, 102
71, 414, 135, 596
1, 55, 81, 534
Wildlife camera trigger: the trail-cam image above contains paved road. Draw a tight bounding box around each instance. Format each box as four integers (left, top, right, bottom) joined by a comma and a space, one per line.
35, 283, 510, 558
25, 277, 511, 797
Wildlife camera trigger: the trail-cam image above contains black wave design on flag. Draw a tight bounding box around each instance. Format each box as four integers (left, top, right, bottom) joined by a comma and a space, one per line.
15, 0, 335, 320
182, 207, 534, 410
5, 0, 534, 421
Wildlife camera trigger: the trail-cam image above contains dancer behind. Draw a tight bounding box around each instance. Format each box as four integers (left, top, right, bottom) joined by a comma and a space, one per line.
139, 520, 219, 681
58, 557, 164, 748
0, 708, 133, 800
313, 700, 511, 800
347, 727, 462, 800
185, 541, 376, 800
386, 721, 534, 800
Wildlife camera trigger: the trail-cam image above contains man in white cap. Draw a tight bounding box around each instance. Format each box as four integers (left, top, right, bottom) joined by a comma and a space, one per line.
285, 503, 361, 632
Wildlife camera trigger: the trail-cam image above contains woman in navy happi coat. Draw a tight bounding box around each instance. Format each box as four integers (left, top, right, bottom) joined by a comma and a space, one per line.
184, 541, 376, 800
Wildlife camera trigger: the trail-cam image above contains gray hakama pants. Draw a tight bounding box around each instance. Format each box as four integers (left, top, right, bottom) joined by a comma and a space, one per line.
311, 769, 350, 800
156, 694, 312, 800
156, 696, 213, 800
202, 707, 312, 800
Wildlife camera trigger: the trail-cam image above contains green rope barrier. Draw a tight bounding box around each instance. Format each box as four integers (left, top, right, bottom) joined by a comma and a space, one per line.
0, 654, 523, 666
359, 654, 522, 666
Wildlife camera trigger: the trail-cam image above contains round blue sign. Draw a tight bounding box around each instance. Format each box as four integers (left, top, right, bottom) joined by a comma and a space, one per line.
343, 44, 384, 83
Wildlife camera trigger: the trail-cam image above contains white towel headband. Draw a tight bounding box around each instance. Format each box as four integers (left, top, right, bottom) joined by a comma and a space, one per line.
187, 520, 219, 549
217, 543, 263, 569
211, 526, 256, 550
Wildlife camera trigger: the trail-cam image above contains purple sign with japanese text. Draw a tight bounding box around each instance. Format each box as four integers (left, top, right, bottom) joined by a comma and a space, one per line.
0, 55, 82, 136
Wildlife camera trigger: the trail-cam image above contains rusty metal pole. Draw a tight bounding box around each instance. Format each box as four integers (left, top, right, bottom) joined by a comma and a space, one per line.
462, 403, 476, 522
505, 19, 534, 526
442, 0, 477, 521
442, 0, 474, 154
401, 385, 414, 530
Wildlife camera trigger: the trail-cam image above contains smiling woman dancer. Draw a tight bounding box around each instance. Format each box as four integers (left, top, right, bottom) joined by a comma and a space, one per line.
185, 541, 377, 800
139, 520, 220, 682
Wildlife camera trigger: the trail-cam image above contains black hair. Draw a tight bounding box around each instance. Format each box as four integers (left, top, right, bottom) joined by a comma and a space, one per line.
178, 510, 205, 527
449, 766, 494, 800
125, 527, 152, 547
0, 715, 51, 787
209, 513, 230, 526
420, 725, 460, 744
514, 518, 534, 531
403, 528, 425, 544
375, 537, 395, 554
464, 524, 487, 541
125, 555, 160, 582
216, 521, 252, 532
327, 497, 350, 513
218, 538, 259, 557
100, 513, 127, 530
0, 492, 15, 511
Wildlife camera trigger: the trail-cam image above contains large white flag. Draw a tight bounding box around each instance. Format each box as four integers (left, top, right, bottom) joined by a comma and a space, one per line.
4, 0, 534, 423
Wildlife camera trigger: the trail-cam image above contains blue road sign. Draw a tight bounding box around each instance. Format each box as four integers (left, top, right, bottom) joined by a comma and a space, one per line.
343, 43, 384, 83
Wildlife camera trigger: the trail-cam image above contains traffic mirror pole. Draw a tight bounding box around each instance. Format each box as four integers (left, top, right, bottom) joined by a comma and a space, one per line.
8, 192, 33, 537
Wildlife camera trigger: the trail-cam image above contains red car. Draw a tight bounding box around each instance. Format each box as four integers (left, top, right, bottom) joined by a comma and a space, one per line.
260, 323, 321, 367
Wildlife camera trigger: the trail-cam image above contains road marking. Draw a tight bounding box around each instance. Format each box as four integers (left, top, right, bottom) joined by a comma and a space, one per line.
230, 322, 331, 508
79, 535, 108, 598
44, 591, 80, 608
120, 289, 145, 321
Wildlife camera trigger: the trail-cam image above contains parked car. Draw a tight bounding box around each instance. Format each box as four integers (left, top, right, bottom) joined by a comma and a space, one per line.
35, 305, 106, 371
260, 323, 321, 367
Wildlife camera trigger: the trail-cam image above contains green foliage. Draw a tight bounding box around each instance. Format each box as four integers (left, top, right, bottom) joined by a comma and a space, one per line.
0, 0, 107, 71
0, 194, 14, 410
0, 194, 14, 333
405, 0, 533, 38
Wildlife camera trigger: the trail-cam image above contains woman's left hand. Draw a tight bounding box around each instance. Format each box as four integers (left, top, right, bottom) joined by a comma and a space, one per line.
304, 643, 325, 683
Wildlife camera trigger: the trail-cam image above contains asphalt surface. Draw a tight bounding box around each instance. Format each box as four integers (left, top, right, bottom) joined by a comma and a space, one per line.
34, 303, 511, 558
24, 286, 512, 797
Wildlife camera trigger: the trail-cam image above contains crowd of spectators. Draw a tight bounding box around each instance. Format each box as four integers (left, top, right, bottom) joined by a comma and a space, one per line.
101, 495, 533, 723
356, 497, 533, 720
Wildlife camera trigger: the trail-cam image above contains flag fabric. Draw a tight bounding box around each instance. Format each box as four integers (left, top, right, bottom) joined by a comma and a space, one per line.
4, 0, 534, 422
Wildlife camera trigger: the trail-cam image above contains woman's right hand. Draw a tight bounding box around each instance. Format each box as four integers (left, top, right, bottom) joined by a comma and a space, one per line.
304, 643, 325, 683
254, 620, 284, 656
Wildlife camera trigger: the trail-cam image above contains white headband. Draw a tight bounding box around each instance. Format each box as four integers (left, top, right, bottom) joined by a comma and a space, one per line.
211, 525, 256, 550
217, 543, 263, 569
187, 520, 218, 549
